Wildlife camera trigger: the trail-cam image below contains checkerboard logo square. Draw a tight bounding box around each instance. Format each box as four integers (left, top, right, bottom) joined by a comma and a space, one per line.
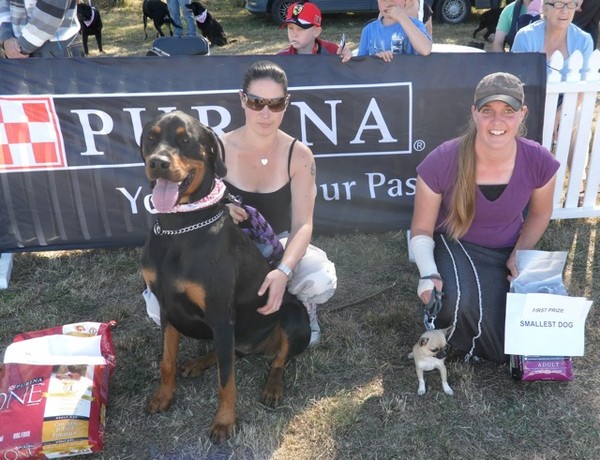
0, 97, 67, 171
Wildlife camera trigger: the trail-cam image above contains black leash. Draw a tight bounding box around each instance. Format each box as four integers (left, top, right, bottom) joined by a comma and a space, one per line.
420, 274, 443, 330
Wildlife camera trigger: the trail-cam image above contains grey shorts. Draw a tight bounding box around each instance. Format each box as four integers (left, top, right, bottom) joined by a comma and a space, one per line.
29, 35, 85, 58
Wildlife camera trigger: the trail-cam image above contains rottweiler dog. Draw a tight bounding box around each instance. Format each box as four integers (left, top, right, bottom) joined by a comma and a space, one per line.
143, 0, 180, 39
140, 110, 310, 443
185, 2, 228, 46
76, 3, 103, 54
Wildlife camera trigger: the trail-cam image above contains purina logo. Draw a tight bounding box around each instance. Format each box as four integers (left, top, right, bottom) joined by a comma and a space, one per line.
1, 83, 413, 174
0, 97, 67, 172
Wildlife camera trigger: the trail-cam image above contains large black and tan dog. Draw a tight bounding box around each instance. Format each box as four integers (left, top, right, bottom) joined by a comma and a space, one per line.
140, 110, 310, 443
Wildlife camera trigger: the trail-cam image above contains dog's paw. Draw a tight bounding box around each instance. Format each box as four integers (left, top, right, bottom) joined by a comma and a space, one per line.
261, 381, 284, 407
443, 383, 454, 396
417, 385, 426, 396
181, 353, 217, 378
147, 387, 174, 413
261, 367, 284, 407
209, 420, 235, 444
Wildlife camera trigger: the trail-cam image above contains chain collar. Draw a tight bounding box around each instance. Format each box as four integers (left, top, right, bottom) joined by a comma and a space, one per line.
153, 210, 224, 236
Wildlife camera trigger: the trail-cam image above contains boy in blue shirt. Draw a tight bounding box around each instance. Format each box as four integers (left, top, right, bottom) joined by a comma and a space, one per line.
358, 0, 432, 61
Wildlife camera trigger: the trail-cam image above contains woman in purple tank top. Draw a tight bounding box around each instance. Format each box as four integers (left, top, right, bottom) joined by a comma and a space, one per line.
409, 72, 559, 363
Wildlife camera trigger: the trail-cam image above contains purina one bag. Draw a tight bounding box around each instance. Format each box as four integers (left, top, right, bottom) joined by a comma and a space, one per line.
0, 321, 116, 459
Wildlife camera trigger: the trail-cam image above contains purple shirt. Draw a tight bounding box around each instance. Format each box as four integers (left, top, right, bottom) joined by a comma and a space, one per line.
416, 137, 559, 248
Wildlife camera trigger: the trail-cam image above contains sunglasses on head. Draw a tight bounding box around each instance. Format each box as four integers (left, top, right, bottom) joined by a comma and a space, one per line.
241, 92, 289, 112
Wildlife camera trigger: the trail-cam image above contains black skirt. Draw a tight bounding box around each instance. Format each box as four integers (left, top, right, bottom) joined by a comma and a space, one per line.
431, 233, 513, 363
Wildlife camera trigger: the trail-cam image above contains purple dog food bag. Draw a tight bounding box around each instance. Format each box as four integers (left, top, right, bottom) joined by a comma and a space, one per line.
510, 355, 573, 382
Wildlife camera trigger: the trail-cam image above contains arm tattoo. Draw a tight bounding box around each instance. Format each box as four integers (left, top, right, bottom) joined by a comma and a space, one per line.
310, 161, 316, 176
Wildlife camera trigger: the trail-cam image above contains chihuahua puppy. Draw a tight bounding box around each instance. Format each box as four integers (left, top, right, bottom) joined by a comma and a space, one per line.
408, 326, 454, 396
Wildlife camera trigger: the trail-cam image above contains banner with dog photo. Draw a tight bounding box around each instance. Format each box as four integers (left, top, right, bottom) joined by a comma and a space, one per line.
0, 53, 546, 252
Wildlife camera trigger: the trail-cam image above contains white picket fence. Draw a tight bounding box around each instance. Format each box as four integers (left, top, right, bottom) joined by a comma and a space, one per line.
544, 49, 600, 219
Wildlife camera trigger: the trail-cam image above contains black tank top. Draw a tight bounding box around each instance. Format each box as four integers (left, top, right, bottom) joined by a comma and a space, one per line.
224, 139, 297, 235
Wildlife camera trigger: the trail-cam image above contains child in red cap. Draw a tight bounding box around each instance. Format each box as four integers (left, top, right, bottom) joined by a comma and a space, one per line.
277, 2, 352, 62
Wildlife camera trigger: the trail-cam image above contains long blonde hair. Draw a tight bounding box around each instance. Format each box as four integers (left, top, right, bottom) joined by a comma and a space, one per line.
444, 118, 527, 240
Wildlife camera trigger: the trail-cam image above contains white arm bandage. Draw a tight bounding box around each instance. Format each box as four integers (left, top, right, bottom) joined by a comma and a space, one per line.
409, 234, 440, 297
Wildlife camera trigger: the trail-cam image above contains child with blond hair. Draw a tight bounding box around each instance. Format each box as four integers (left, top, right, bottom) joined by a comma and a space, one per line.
357, 0, 432, 61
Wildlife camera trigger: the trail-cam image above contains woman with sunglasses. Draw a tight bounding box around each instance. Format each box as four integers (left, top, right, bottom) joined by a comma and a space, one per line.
221, 60, 337, 347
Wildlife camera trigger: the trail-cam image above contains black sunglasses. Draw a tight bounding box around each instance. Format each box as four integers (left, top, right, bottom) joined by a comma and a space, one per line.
241, 92, 289, 113
544, 1, 579, 9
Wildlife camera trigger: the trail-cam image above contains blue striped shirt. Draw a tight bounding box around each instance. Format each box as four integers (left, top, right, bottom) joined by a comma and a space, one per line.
0, 0, 80, 54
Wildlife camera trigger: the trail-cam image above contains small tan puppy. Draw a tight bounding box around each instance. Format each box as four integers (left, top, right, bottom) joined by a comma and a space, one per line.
408, 326, 454, 396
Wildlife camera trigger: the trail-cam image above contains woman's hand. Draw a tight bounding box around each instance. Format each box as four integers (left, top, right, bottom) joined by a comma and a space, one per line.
506, 250, 518, 282
256, 269, 289, 315
419, 277, 444, 305
225, 203, 247, 224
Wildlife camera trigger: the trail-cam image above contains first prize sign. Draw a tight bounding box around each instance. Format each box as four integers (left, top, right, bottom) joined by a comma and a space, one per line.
505, 292, 593, 356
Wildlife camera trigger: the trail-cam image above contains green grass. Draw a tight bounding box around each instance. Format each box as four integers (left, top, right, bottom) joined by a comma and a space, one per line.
1, 2, 600, 459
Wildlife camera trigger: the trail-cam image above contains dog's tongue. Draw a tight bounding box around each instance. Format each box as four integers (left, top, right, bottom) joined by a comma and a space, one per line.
152, 179, 179, 212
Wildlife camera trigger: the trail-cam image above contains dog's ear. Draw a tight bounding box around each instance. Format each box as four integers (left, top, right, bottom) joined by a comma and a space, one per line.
139, 118, 155, 164
419, 336, 430, 347
205, 127, 227, 178
441, 326, 454, 338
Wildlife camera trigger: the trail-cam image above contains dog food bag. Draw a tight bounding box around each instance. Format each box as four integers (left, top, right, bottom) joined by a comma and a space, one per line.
508, 250, 576, 382
510, 355, 573, 382
0, 321, 116, 459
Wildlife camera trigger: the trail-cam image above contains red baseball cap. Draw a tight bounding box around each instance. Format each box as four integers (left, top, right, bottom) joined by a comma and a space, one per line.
282, 2, 322, 29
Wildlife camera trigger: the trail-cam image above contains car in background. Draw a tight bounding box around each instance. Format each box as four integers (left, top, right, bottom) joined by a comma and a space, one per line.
245, 0, 502, 25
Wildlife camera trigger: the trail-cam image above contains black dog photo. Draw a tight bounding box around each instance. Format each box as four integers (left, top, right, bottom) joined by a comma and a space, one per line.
77, 2, 103, 54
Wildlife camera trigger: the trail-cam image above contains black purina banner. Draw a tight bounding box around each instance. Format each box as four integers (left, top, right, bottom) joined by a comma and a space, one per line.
0, 53, 546, 252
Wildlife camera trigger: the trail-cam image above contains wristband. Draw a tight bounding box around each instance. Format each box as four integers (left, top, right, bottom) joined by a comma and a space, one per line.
277, 262, 292, 278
